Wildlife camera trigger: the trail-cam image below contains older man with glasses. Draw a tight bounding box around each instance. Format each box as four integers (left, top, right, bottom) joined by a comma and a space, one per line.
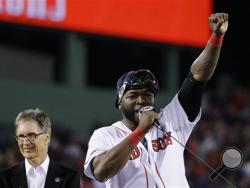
0, 108, 80, 188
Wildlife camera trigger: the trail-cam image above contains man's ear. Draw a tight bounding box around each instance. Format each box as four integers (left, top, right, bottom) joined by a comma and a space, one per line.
118, 103, 122, 110
45, 134, 51, 145
118, 99, 123, 110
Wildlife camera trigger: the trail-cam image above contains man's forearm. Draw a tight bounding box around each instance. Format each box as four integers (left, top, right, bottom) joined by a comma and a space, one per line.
93, 139, 135, 182
191, 13, 228, 81
190, 41, 221, 81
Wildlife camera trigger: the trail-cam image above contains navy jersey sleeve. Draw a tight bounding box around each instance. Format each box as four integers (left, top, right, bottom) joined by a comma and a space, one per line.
177, 72, 207, 122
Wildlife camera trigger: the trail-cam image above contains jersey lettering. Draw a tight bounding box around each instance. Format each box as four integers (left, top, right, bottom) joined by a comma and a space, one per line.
129, 146, 140, 160
152, 132, 172, 152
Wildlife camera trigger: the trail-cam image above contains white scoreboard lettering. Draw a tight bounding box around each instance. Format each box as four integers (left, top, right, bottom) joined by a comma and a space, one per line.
6, 0, 24, 16
27, 0, 47, 19
0, 0, 66, 21
0, 0, 3, 12
48, 0, 66, 22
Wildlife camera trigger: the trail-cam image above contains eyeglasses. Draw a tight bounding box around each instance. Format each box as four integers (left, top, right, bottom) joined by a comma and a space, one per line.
118, 69, 159, 101
16, 132, 45, 142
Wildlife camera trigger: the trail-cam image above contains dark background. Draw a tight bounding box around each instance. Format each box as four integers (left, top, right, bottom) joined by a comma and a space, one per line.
0, 0, 248, 88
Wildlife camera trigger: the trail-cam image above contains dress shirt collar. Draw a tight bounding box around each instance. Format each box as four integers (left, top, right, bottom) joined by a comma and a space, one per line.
25, 155, 50, 176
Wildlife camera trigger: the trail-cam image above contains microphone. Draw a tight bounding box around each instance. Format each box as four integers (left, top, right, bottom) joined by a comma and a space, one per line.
138, 106, 162, 129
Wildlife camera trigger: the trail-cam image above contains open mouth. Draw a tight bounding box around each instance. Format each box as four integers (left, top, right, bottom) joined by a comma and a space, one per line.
135, 106, 154, 113
135, 106, 145, 113
135, 109, 140, 113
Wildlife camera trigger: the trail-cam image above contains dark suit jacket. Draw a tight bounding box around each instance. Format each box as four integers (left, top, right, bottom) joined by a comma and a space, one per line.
0, 160, 80, 188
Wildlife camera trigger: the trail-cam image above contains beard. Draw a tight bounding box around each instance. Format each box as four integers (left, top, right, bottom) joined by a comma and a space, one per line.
122, 108, 139, 127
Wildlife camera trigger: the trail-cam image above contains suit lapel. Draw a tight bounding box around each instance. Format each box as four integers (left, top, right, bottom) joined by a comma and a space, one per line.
44, 161, 63, 188
11, 162, 28, 188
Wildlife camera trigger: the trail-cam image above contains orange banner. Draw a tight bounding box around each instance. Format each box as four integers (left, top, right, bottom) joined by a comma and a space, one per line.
0, 0, 212, 47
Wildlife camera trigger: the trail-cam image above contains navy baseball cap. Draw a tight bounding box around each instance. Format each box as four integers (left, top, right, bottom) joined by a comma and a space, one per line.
115, 69, 159, 108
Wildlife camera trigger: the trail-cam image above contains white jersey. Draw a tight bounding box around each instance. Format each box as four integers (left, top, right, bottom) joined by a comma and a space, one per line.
84, 95, 201, 188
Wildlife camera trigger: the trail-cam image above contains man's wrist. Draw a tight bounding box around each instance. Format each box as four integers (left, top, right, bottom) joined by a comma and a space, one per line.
127, 127, 145, 145
208, 32, 224, 47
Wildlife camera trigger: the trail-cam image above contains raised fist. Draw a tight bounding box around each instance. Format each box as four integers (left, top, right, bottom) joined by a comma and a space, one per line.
209, 13, 229, 35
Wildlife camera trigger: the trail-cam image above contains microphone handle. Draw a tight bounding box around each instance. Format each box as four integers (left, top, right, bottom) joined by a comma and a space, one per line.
153, 119, 164, 131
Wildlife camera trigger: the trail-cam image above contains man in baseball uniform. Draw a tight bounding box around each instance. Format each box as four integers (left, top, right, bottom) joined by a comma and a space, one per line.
84, 13, 229, 188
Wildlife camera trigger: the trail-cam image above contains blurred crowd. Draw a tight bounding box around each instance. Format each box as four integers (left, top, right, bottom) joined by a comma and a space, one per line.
186, 75, 250, 188
0, 76, 250, 188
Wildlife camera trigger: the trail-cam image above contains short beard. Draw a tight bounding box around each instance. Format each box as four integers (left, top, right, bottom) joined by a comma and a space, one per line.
122, 108, 139, 127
